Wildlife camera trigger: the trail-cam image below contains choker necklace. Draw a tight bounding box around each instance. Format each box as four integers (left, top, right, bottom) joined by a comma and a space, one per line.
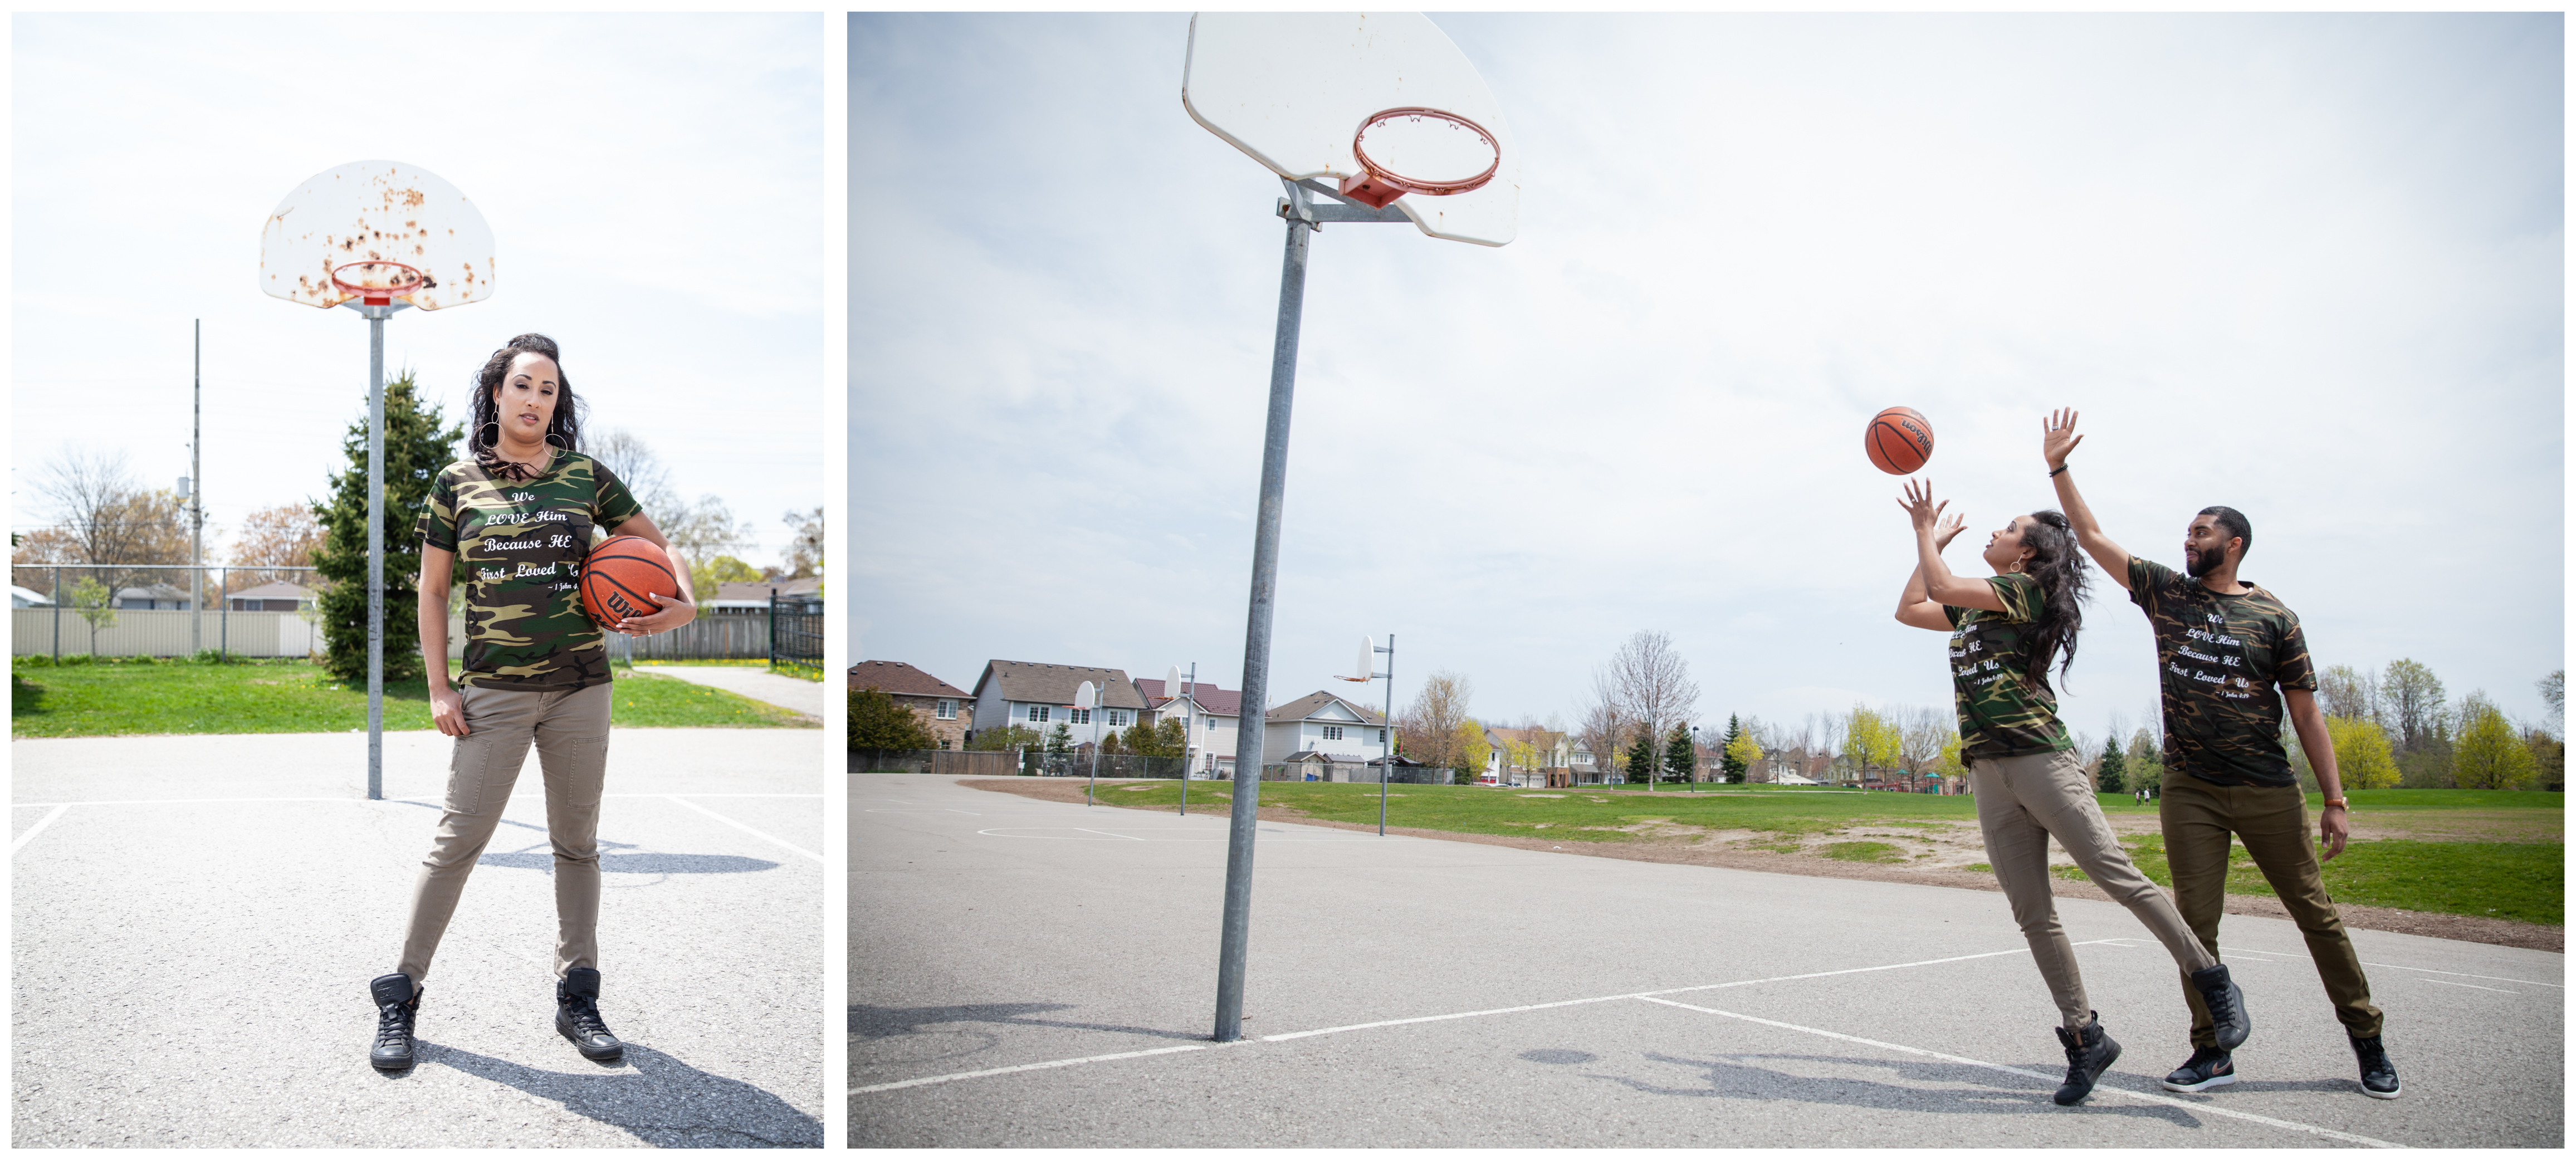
477, 444, 555, 483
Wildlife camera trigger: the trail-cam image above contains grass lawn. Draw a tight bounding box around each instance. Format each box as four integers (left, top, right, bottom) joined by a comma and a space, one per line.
12, 658, 815, 737
1084, 780, 2562, 924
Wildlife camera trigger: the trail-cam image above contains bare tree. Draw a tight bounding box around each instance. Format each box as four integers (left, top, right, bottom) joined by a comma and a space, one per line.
586, 428, 677, 516
23, 448, 192, 596
2318, 664, 2379, 723
1897, 705, 1949, 791
1808, 710, 1845, 783
2381, 659, 2450, 753
1597, 630, 1700, 783
1397, 670, 1474, 776
781, 506, 823, 579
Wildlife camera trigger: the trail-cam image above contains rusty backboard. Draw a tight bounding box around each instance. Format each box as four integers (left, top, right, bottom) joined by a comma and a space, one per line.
258, 160, 495, 310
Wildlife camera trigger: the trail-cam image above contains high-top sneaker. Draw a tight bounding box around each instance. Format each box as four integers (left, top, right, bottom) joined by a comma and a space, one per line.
2162, 1045, 2237, 1093
2350, 1034, 2401, 1099
555, 967, 625, 1062
2188, 962, 2252, 1050
369, 974, 420, 1071
2052, 1014, 2122, 1105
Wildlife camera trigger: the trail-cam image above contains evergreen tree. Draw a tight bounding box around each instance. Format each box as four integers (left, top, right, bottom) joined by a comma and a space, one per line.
2096, 739, 2127, 794
849, 687, 937, 751
966, 723, 1043, 752
312, 369, 463, 683
1718, 714, 1749, 782
1626, 733, 1659, 786
1664, 723, 1697, 783
1047, 721, 1074, 755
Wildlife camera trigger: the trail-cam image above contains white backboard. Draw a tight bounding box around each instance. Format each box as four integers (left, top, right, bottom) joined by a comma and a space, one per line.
1073, 680, 1096, 710
1358, 636, 1375, 682
260, 160, 496, 311
1184, 12, 1519, 247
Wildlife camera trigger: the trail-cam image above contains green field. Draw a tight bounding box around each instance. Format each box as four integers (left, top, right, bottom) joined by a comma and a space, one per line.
1082, 780, 2563, 925
11, 657, 816, 736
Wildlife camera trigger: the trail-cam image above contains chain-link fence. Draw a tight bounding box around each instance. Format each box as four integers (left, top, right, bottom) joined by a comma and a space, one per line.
11, 564, 328, 660
849, 750, 1021, 776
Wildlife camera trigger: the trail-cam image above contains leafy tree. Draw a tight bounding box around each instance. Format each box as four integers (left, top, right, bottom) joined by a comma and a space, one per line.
967, 723, 1042, 752
2452, 692, 2535, 790
1453, 718, 1492, 781
68, 576, 116, 658
2096, 737, 2128, 795
2325, 715, 2399, 790
1664, 723, 1697, 783
1846, 704, 1902, 784
1123, 716, 1189, 760
696, 555, 765, 589
1046, 721, 1074, 756
1723, 727, 1764, 786
2125, 728, 2164, 794
312, 369, 462, 683
849, 687, 937, 751
2526, 728, 2564, 791
1099, 728, 1127, 755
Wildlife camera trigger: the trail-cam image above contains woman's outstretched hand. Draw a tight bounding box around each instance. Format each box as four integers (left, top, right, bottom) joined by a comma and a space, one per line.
612, 591, 698, 636
1898, 478, 1951, 537
2044, 407, 2084, 470
1933, 510, 1965, 552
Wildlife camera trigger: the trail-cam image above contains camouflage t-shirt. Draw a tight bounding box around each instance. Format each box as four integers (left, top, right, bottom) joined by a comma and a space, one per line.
1943, 572, 2074, 760
2128, 556, 2315, 789
417, 452, 644, 692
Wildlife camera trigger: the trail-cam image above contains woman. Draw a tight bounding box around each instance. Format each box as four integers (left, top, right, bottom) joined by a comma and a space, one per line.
1892, 479, 2247, 1105
368, 333, 696, 1071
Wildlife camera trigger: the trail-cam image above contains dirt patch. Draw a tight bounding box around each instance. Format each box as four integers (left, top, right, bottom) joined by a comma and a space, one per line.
960, 778, 2562, 953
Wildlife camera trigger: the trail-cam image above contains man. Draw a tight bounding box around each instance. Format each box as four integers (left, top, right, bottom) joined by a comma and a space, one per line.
2042, 408, 2398, 1100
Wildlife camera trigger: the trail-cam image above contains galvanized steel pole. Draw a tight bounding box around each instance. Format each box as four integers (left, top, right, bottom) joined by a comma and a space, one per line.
1380, 634, 1394, 836
190, 320, 203, 658
366, 311, 386, 801
1214, 209, 1313, 1044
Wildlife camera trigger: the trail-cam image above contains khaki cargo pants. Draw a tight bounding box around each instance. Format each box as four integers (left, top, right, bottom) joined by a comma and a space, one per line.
2160, 770, 2383, 1045
1969, 749, 2218, 1030
394, 683, 612, 995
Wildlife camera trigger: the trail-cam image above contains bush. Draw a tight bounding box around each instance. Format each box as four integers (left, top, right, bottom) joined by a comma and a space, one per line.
849, 686, 936, 751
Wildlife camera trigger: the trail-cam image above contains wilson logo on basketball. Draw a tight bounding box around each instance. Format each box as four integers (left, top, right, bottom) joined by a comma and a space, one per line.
579, 535, 677, 627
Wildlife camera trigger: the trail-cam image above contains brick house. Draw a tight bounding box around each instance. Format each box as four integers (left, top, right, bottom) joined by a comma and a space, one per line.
849, 660, 975, 750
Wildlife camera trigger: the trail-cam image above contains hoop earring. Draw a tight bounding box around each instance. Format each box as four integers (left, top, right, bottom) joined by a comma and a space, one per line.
544, 432, 570, 451
476, 421, 500, 449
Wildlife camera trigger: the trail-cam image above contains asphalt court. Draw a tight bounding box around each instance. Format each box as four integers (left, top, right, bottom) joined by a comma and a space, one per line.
13, 729, 827, 1148
854, 774, 2563, 1148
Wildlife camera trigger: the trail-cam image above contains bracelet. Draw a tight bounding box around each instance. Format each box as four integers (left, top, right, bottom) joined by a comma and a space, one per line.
2048, 464, 2069, 477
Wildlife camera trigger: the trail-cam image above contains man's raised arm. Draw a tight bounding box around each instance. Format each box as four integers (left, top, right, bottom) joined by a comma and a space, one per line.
2043, 408, 2134, 591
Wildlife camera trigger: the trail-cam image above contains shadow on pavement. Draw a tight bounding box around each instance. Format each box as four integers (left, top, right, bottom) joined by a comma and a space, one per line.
1563, 1050, 2208, 1128
416, 1040, 822, 1148
478, 851, 781, 874
852, 1001, 1206, 1043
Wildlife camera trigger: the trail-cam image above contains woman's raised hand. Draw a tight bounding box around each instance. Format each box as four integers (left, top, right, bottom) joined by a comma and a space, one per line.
1898, 478, 1949, 535
1934, 510, 1966, 551
2044, 407, 2084, 469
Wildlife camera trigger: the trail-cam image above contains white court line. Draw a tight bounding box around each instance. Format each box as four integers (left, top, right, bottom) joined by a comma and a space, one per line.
661, 795, 823, 863
851, 1044, 1224, 1094
1633, 996, 2403, 1149
2101, 938, 2563, 991
11, 794, 820, 808
1077, 828, 1146, 841
2418, 978, 2515, 993
12, 805, 71, 855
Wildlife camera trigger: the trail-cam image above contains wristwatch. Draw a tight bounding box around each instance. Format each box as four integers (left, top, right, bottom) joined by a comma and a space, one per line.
2322, 797, 2348, 809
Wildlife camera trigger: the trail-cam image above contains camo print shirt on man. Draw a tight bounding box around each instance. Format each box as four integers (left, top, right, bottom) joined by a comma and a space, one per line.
1943, 572, 2074, 760
2128, 556, 2315, 789
417, 453, 643, 692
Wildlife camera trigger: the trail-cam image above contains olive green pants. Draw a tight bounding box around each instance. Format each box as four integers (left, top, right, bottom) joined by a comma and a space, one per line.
2160, 770, 2383, 1045
1970, 750, 2217, 1030
394, 683, 612, 995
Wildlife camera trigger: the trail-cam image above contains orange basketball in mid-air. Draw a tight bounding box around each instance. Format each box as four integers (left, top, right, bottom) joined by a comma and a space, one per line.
580, 535, 678, 626
1866, 407, 1934, 475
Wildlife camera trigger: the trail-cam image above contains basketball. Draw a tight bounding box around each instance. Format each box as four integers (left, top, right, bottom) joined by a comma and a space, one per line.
579, 535, 678, 627
1866, 406, 1934, 475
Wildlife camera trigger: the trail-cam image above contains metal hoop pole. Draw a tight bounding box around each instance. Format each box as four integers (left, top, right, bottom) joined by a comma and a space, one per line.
366, 311, 385, 802
1214, 207, 1314, 1044
1380, 634, 1394, 836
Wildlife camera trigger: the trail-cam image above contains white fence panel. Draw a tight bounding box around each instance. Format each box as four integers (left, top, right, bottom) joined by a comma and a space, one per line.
12, 609, 321, 659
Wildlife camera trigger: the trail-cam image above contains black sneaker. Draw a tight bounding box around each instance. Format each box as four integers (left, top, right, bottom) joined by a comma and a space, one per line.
369, 973, 420, 1071
555, 967, 626, 1062
2351, 1034, 2401, 1099
2188, 962, 2252, 1050
2052, 1014, 2122, 1105
2162, 1045, 2237, 1092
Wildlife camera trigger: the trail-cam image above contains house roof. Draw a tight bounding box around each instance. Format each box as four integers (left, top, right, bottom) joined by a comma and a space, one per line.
1280, 750, 1369, 763
971, 660, 1151, 711
115, 583, 190, 600
228, 581, 313, 601
849, 660, 972, 699
1265, 690, 1387, 726
1135, 678, 1243, 717
711, 577, 823, 603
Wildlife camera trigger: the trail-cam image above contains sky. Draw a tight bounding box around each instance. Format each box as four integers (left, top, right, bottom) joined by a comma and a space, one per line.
13, 13, 826, 572
851, 13, 2564, 745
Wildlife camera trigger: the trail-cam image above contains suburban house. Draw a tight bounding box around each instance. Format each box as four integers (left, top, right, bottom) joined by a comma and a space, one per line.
966, 660, 1151, 745
1263, 691, 1391, 777
1135, 678, 1241, 777
703, 576, 824, 614
114, 583, 193, 610
850, 660, 976, 750
226, 581, 313, 612
12, 586, 52, 608
1484, 726, 1577, 788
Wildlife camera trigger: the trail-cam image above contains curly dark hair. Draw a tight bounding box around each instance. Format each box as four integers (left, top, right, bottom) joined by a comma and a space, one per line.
2017, 509, 2090, 694
469, 332, 583, 453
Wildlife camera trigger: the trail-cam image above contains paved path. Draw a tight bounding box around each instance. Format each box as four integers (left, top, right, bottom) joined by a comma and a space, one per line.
853, 774, 2563, 1148
637, 664, 827, 718
14, 731, 825, 1148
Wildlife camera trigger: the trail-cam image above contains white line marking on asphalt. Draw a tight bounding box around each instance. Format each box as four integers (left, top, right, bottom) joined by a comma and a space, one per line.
2103, 938, 2563, 991
862, 809, 983, 814
12, 794, 819, 807
1077, 828, 1146, 841
2418, 978, 2515, 993
12, 805, 70, 855
1632, 996, 2403, 1149
850, 1044, 1224, 1094
661, 795, 823, 863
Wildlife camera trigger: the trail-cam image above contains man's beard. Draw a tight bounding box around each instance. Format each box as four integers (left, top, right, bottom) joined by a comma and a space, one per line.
2185, 545, 2224, 577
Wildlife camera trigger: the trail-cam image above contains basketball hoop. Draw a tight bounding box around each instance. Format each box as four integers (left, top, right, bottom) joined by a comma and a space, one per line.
1339, 106, 1501, 209
330, 260, 430, 306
